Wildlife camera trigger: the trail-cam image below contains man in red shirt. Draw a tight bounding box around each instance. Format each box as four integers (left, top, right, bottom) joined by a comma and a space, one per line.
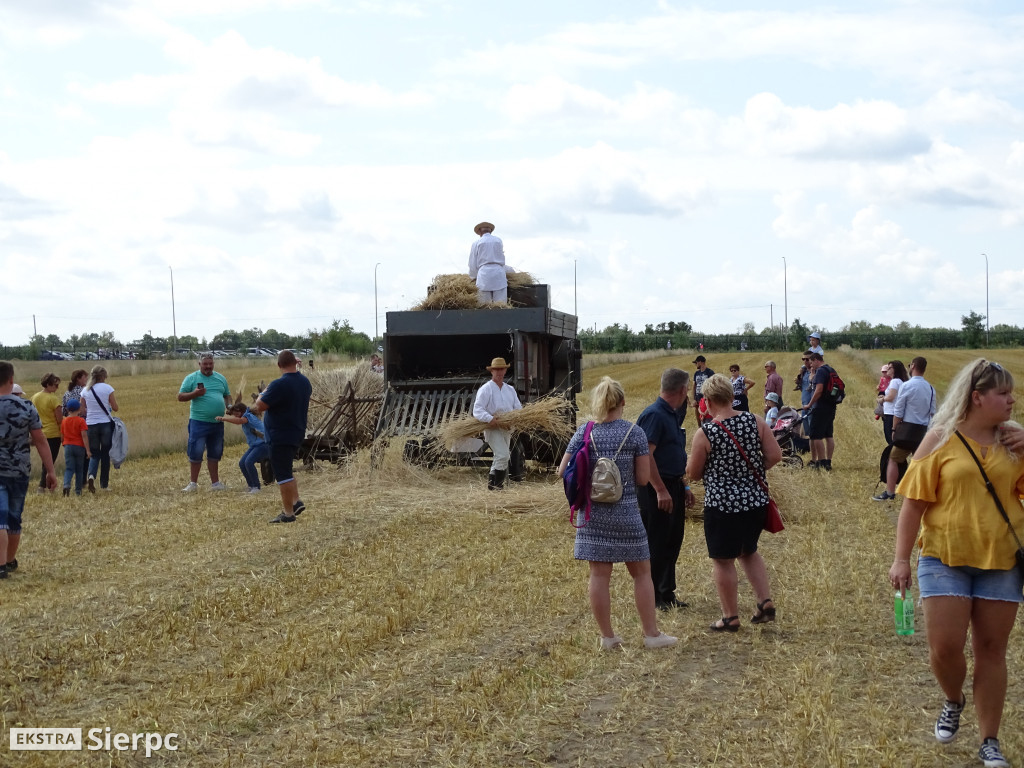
763, 360, 783, 415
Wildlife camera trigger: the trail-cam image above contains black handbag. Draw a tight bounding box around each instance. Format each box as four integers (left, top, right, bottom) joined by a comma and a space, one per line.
954, 431, 1024, 579
892, 421, 928, 451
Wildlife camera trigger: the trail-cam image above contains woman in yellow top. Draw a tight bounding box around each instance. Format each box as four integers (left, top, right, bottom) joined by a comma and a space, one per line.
890, 359, 1023, 768
30, 373, 63, 492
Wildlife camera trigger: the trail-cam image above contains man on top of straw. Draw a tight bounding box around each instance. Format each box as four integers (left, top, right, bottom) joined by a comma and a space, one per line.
468, 221, 508, 304
473, 357, 522, 491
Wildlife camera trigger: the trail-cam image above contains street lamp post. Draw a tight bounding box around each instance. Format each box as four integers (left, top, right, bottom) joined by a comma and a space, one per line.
982, 253, 989, 346
781, 256, 788, 349
374, 262, 382, 341
169, 266, 177, 350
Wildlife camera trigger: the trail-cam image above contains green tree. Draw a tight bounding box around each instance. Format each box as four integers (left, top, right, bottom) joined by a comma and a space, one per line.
315, 319, 373, 356
961, 310, 986, 347
44, 333, 63, 349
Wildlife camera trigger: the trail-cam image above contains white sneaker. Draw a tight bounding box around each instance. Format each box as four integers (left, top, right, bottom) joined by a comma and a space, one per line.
643, 632, 678, 650
247, 486, 261, 494
600, 635, 623, 650
181, 482, 199, 492
210, 481, 227, 491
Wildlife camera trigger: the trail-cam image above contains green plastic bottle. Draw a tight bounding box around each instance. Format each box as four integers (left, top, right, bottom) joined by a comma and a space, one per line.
894, 590, 915, 636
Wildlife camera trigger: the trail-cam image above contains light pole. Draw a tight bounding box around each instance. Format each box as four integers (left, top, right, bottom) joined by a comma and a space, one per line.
982, 253, 989, 346
169, 266, 177, 350
573, 258, 577, 317
374, 262, 381, 341
781, 256, 788, 349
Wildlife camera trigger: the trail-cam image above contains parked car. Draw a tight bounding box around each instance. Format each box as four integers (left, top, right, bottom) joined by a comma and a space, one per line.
39, 350, 63, 361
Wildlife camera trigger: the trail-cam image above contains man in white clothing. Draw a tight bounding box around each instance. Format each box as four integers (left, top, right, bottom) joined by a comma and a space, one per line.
472, 356, 522, 490
468, 222, 508, 303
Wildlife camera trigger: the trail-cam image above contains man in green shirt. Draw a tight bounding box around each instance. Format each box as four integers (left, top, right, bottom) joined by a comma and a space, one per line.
177, 353, 232, 491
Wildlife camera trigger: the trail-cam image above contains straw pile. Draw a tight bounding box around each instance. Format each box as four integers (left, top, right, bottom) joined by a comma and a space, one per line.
434, 395, 575, 449
411, 271, 537, 311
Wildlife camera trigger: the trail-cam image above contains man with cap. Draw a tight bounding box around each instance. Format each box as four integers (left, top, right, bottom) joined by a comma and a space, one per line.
468, 222, 508, 303
692, 356, 715, 423
807, 332, 824, 358
473, 357, 522, 490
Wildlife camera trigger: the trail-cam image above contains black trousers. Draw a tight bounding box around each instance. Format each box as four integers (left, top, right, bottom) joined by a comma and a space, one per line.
638, 475, 687, 605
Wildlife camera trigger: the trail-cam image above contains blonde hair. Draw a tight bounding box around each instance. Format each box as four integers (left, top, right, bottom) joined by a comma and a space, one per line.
590, 376, 625, 422
87, 365, 108, 388
700, 373, 734, 406
929, 358, 1016, 449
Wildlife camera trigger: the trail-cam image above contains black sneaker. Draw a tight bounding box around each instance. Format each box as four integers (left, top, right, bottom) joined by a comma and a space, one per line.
657, 598, 689, 610
6, 559, 17, 572
270, 512, 297, 524
87, 475, 96, 494
0, 564, 7, 580
292, 499, 305, 516
979, 738, 1010, 768
935, 695, 965, 743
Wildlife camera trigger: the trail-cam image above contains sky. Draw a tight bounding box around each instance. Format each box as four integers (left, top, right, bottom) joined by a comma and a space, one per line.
2, 0, 1023, 347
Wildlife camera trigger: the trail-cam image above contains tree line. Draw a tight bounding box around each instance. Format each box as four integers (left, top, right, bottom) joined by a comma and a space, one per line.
2, 320, 376, 361
580, 312, 1021, 354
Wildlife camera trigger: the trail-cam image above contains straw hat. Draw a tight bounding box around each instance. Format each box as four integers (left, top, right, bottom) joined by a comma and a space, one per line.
474, 222, 495, 236
486, 357, 510, 371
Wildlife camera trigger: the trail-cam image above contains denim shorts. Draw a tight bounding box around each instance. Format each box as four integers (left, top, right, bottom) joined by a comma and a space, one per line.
0, 475, 29, 534
186, 419, 225, 463
917, 555, 1024, 603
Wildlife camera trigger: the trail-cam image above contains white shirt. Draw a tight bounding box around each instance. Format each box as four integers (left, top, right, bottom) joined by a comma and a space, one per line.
83, 383, 115, 426
473, 379, 522, 424
883, 378, 902, 416
468, 233, 507, 291
807, 342, 824, 357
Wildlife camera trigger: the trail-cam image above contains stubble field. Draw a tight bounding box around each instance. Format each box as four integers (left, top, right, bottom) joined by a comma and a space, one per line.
3, 348, 1024, 767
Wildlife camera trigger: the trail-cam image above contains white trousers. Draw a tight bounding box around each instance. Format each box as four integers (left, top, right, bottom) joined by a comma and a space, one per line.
478, 287, 508, 303
484, 427, 511, 471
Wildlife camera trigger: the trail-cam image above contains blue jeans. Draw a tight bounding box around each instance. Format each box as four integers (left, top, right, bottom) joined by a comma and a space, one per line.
239, 443, 270, 489
63, 445, 88, 494
88, 421, 114, 488
0, 475, 29, 535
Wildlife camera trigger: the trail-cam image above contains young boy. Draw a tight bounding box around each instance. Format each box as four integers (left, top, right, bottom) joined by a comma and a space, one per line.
60, 398, 91, 496
765, 392, 781, 429
216, 403, 270, 493
1, 361, 57, 578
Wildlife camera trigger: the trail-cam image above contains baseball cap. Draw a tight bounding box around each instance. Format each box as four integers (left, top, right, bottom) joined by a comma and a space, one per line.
693, 355, 706, 363
809, 332, 821, 340
765, 392, 781, 404
66, 398, 81, 411
11, 383, 24, 395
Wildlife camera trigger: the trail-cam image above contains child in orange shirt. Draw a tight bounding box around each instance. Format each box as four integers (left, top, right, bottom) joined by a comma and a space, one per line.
60, 399, 91, 496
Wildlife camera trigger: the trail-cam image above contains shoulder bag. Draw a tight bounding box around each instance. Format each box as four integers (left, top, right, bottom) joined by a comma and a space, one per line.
954, 431, 1024, 579
713, 419, 784, 534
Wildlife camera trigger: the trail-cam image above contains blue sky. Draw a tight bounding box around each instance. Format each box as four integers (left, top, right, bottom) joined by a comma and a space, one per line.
2, 0, 1023, 346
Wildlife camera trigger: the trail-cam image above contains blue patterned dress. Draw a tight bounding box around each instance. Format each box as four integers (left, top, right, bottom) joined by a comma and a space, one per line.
568, 418, 651, 563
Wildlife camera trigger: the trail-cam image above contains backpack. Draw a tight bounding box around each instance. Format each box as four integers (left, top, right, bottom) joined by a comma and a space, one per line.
590, 424, 635, 503
822, 365, 846, 404
564, 421, 595, 528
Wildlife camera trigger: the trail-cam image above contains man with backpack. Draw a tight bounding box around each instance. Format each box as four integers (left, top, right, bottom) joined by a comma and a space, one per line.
805, 352, 840, 471
637, 369, 695, 611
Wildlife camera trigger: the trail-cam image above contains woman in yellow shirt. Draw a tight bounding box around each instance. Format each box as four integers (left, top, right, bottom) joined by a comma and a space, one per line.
890, 359, 1023, 768
30, 373, 63, 492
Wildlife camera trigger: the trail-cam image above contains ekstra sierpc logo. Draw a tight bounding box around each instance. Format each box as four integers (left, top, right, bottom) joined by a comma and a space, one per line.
10, 727, 179, 757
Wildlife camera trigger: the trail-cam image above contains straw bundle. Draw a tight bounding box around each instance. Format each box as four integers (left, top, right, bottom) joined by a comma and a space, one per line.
435, 395, 575, 449
410, 271, 537, 311
305, 362, 385, 442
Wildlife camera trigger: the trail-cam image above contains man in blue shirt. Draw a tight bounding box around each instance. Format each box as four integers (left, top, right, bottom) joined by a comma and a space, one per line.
177, 352, 232, 492
873, 356, 936, 501
255, 350, 313, 523
637, 368, 695, 610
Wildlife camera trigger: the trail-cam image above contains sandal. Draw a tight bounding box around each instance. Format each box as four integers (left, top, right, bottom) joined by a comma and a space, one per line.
751, 598, 776, 624
710, 616, 740, 633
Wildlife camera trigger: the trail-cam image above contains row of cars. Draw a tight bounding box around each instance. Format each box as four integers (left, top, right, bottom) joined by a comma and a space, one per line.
39, 350, 129, 361
178, 348, 314, 359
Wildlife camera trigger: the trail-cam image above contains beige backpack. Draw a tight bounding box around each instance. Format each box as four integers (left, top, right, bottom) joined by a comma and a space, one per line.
590, 424, 635, 503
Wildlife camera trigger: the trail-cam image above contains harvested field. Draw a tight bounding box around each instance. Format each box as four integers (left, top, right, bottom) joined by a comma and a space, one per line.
4, 348, 1024, 767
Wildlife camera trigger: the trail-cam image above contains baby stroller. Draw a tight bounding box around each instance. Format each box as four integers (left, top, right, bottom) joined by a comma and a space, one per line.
772, 406, 807, 468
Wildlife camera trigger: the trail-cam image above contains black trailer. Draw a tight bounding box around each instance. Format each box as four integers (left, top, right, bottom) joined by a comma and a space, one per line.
374, 284, 582, 468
